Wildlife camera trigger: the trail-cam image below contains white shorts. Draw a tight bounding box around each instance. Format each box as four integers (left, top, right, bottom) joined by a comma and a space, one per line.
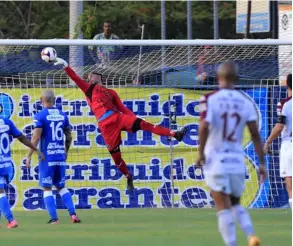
205, 173, 245, 197
280, 141, 292, 178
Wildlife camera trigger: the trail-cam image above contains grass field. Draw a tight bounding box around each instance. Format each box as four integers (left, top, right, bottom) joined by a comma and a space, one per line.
0, 209, 291, 246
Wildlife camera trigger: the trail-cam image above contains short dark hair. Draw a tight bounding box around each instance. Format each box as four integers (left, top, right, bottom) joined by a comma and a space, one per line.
287, 74, 292, 90
91, 72, 104, 83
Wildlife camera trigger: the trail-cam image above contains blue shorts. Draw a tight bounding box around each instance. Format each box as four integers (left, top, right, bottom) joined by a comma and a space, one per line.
39, 161, 66, 188
0, 175, 12, 189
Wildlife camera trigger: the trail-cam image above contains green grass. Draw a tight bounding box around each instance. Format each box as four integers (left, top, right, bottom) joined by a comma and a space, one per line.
0, 209, 291, 246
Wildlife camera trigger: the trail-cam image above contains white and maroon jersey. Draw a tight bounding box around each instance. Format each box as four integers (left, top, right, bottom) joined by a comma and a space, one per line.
277, 97, 292, 142
199, 89, 258, 174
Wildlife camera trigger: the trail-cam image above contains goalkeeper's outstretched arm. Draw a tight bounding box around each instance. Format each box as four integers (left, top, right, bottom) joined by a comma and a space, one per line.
54, 57, 91, 93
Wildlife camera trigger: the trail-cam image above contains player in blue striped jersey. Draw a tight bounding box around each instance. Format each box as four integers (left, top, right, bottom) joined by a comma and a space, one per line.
26, 90, 80, 224
0, 117, 43, 228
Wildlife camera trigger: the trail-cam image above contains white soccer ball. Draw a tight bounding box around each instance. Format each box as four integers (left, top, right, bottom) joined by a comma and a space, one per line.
41, 47, 57, 63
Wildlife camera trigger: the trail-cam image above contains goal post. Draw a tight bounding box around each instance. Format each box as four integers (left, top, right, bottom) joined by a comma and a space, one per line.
0, 39, 291, 210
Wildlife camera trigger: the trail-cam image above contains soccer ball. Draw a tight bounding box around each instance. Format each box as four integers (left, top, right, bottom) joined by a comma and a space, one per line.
41, 47, 57, 63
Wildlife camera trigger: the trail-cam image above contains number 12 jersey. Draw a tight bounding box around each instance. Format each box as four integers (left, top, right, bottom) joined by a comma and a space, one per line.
199, 89, 258, 174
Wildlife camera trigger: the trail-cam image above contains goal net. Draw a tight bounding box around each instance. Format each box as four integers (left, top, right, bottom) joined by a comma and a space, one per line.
0, 39, 291, 210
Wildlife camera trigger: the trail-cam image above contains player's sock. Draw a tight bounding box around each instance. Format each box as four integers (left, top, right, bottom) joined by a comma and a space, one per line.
43, 191, 58, 220
111, 151, 130, 176
217, 209, 237, 246
0, 193, 14, 222
59, 188, 76, 216
289, 199, 292, 208
232, 205, 254, 238
139, 121, 175, 137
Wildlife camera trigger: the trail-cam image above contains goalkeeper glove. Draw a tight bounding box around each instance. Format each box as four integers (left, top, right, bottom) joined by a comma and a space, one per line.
54, 57, 68, 68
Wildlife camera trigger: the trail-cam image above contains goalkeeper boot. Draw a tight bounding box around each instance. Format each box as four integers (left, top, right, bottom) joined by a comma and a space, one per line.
71, 214, 81, 223
127, 174, 135, 192
7, 219, 18, 229
248, 235, 261, 246
47, 219, 59, 224
174, 127, 188, 142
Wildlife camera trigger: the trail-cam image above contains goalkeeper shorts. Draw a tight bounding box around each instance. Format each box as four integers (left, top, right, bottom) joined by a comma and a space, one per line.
99, 112, 137, 152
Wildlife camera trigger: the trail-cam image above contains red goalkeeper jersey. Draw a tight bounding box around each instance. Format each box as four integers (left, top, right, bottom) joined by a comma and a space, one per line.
64, 66, 135, 120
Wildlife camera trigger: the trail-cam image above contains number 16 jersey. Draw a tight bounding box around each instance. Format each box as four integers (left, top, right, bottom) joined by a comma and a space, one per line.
199, 89, 258, 174
34, 108, 69, 162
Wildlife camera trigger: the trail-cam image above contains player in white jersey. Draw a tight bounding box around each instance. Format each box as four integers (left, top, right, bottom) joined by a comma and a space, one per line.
264, 74, 292, 208
198, 62, 267, 246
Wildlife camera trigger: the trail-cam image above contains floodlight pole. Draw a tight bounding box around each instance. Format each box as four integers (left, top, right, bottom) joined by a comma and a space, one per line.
245, 0, 252, 38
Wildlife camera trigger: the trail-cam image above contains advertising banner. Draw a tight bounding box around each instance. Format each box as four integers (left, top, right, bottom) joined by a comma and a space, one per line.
236, 0, 270, 33
279, 3, 292, 85
0, 88, 267, 210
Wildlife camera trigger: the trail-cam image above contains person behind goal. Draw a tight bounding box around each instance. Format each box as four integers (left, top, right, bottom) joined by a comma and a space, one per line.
264, 74, 292, 208
54, 57, 187, 191
198, 62, 267, 246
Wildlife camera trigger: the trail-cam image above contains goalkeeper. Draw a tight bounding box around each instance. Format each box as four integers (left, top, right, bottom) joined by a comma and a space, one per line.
54, 57, 187, 191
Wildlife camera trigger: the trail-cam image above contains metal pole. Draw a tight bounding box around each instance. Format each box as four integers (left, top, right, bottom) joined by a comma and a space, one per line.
161, 0, 166, 85
69, 1, 83, 85
271, 0, 278, 39
213, 0, 219, 39
136, 24, 145, 86
168, 94, 175, 208
187, 0, 192, 67
245, 0, 252, 38
187, 0, 192, 39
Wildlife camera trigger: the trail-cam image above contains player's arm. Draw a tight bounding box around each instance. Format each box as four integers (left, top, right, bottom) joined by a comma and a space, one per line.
26, 128, 43, 162
63, 115, 72, 155
264, 102, 286, 153
247, 121, 267, 182
64, 127, 72, 155
25, 115, 45, 167
7, 119, 39, 153
111, 89, 136, 117
197, 95, 211, 166
198, 120, 209, 165
264, 123, 284, 152
54, 58, 91, 93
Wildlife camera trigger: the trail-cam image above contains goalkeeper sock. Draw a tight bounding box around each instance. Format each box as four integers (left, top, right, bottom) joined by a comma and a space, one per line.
232, 205, 254, 238
43, 191, 58, 220
59, 188, 75, 216
289, 199, 292, 208
217, 209, 237, 246
139, 121, 175, 137
111, 151, 130, 176
0, 193, 14, 222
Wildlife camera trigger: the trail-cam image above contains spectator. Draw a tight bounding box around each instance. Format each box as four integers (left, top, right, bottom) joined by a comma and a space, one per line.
195, 45, 213, 85
89, 21, 122, 67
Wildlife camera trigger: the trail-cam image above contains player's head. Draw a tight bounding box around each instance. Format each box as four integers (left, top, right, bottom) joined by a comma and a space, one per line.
41, 89, 55, 107
286, 73, 292, 92
87, 72, 103, 86
103, 21, 112, 35
216, 61, 238, 88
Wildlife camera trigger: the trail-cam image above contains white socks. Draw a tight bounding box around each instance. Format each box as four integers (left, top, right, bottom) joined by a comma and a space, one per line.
217, 209, 237, 246
289, 199, 292, 208
232, 205, 254, 238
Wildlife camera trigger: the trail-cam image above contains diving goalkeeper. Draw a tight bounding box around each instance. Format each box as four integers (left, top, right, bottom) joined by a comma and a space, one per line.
54, 57, 187, 191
